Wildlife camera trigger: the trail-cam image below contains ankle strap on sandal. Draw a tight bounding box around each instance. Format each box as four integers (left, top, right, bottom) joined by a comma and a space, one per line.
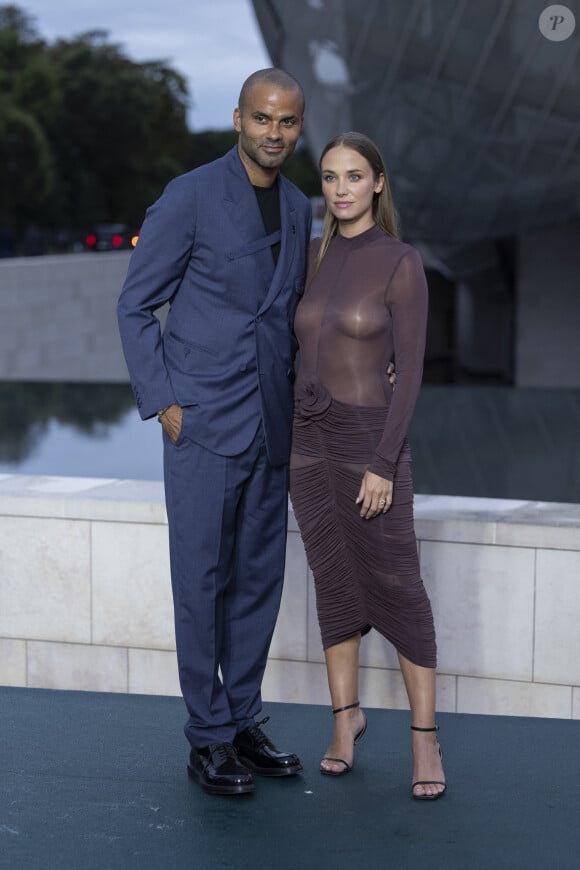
411, 725, 439, 732
332, 702, 360, 715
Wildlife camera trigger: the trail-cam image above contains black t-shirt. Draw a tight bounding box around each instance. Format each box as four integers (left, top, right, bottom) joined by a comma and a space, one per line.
253, 181, 281, 266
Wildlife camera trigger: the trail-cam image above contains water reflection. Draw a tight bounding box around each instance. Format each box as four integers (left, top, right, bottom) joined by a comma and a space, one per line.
0, 382, 578, 503
409, 387, 580, 504
0, 382, 162, 481
0, 383, 134, 459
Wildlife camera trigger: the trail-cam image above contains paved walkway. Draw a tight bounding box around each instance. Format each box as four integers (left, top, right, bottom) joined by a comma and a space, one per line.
2, 687, 579, 870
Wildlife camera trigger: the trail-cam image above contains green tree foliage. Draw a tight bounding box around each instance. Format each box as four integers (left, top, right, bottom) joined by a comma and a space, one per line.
0, 3, 35, 38
0, 102, 54, 224
0, 5, 55, 228
0, 3, 320, 248
49, 31, 191, 227
189, 130, 238, 168
0, 5, 191, 243
284, 143, 321, 198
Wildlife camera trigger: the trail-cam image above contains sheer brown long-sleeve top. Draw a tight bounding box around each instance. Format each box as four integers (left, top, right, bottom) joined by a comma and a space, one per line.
294, 223, 428, 481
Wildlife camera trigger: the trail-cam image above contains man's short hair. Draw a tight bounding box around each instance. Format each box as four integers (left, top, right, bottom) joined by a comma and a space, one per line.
238, 68, 305, 114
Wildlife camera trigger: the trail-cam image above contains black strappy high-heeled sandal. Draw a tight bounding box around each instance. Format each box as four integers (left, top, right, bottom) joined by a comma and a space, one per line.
410, 725, 447, 800
320, 701, 368, 777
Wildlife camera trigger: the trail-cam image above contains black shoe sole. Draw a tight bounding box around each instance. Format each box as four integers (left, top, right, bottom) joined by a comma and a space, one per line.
187, 763, 255, 795
236, 757, 303, 777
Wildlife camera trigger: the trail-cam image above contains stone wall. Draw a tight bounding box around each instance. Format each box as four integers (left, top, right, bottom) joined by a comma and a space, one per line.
0, 252, 131, 382
1, 474, 579, 719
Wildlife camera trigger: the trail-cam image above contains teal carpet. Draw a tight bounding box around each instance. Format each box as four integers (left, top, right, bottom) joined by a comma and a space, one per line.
1, 687, 578, 869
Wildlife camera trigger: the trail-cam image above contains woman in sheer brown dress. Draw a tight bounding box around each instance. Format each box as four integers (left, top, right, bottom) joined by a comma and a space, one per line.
289, 133, 446, 799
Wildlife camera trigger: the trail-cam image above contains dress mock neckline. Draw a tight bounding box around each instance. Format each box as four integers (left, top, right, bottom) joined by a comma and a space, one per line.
334, 223, 384, 250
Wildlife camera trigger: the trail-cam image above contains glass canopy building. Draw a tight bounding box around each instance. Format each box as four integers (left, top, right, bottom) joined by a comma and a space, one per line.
251, 1, 580, 499
252, 0, 580, 392
252, 0, 580, 248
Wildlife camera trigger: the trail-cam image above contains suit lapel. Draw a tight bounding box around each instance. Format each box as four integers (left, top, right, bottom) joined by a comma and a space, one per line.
221, 148, 299, 312
222, 147, 265, 245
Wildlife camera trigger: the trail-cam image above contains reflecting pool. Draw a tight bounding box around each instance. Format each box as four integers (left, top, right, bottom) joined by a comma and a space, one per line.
1, 383, 579, 503
0, 383, 162, 481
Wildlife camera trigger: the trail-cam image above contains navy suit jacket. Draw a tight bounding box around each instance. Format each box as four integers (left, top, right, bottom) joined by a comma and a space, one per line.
117, 146, 312, 466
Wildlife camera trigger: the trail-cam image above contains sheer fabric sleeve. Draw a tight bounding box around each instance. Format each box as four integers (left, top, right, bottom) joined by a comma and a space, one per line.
368, 247, 428, 481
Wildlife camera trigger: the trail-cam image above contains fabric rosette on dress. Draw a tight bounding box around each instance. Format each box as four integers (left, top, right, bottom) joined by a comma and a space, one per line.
294, 378, 332, 423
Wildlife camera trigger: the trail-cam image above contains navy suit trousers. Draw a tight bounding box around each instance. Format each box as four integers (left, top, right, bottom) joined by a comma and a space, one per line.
163, 424, 288, 748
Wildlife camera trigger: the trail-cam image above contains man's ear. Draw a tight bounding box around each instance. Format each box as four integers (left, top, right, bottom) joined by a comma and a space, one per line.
233, 107, 241, 133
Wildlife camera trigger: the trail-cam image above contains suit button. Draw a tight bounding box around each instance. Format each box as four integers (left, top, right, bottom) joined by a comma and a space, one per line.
255, 315, 262, 323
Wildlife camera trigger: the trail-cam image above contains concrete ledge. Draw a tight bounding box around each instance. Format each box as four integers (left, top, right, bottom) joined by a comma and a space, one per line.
0, 475, 167, 523
414, 494, 580, 550
0, 474, 579, 718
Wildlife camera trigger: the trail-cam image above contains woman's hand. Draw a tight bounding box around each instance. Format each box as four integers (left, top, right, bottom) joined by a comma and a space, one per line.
355, 470, 393, 519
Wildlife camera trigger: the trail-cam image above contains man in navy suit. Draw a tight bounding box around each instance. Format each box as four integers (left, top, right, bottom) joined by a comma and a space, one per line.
117, 69, 311, 795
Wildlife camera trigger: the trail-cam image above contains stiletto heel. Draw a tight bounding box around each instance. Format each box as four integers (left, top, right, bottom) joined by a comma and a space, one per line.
410, 725, 446, 800
320, 701, 367, 777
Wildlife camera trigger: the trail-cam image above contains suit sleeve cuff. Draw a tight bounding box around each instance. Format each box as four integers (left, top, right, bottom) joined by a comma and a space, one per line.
134, 390, 177, 421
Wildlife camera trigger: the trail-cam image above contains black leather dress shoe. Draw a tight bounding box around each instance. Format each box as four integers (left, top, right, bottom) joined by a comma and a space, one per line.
187, 742, 255, 795
234, 717, 303, 777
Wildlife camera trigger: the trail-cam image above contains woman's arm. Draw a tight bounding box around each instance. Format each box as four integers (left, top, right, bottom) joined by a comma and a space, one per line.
367, 246, 428, 481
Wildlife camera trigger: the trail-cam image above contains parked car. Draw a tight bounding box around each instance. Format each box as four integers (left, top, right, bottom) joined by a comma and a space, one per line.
84, 223, 139, 252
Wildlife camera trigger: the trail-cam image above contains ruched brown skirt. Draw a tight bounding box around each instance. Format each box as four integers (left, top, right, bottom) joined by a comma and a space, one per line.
289, 397, 436, 669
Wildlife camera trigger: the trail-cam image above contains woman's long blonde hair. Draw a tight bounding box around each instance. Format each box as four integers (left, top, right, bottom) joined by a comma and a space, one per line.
314, 132, 400, 272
